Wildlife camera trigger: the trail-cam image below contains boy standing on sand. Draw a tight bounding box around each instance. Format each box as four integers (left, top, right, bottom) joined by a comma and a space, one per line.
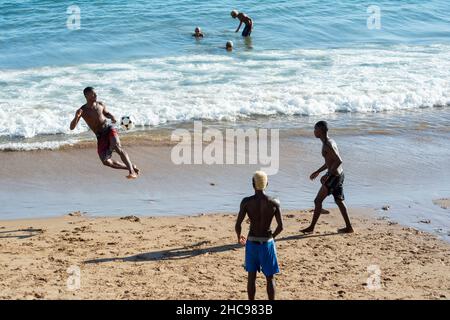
235, 171, 283, 300
70, 87, 139, 179
231, 10, 253, 37
301, 121, 353, 234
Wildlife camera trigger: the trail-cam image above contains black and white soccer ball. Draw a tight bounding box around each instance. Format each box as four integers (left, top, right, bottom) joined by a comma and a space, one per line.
120, 116, 135, 130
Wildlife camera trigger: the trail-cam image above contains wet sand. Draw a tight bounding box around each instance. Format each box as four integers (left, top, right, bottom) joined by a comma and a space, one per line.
434, 198, 450, 210
0, 209, 449, 300
1, 131, 449, 243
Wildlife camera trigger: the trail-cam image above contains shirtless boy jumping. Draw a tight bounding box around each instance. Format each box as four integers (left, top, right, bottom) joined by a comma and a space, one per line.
70, 87, 139, 179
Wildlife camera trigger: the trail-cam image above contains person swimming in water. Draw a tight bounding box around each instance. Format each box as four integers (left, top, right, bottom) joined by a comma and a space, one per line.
192, 26, 204, 38
226, 40, 233, 51
231, 10, 253, 37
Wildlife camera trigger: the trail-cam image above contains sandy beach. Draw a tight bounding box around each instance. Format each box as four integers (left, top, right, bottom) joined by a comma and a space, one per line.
0, 208, 449, 300
2, 0, 450, 304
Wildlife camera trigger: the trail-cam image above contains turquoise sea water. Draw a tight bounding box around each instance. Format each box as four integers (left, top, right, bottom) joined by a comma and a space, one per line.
1, 0, 450, 69
0, 1, 449, 240
0, 0, 449, 149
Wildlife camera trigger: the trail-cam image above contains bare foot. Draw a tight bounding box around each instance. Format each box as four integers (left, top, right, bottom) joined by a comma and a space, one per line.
338, 227, 354, 234
300, 226, 314, 234
133, 165, 140, 175
126, 172, 138, 179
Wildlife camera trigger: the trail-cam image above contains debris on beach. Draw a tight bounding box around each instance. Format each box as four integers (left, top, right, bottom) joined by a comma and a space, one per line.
419, 219, 431, 224
120, 215, 141, 222
68, 211, 85, 217
382, 205, 390, 211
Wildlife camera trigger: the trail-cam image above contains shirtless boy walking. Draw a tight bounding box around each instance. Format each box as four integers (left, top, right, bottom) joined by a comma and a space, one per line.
301, 121, 353, 234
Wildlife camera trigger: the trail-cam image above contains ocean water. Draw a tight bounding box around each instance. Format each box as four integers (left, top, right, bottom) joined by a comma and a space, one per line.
0, 0, 450, 149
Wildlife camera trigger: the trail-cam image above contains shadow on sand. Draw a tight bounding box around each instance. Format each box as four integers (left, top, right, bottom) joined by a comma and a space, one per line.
0, 228, 44, 240
84, 232, 340, 264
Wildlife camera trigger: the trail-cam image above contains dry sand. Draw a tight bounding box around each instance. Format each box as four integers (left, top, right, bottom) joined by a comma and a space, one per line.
0, 208, 449, 300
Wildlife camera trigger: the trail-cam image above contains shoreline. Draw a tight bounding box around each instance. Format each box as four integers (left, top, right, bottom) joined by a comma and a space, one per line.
1, 132, 449, 242
0, 208, 449, 300
2, 106, 450, 153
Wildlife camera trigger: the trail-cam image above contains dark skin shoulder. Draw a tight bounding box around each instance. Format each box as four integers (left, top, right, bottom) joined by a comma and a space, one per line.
77, 102, 105, 134
76, 101, 116, 134
234, 12, 253, 33
238, 13, 252, 25
321, 138, 343, 176
235, 193, 283, 241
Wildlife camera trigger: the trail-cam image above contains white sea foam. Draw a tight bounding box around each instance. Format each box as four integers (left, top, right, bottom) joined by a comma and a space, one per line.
0, 139, 79, 151
0, 45, 449, 150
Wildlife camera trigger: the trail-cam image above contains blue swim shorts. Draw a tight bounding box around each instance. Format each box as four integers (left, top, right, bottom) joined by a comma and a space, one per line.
245, 239, 279, 277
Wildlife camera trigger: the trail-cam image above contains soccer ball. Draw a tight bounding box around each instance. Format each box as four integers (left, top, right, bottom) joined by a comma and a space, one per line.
120, 116, 134, 130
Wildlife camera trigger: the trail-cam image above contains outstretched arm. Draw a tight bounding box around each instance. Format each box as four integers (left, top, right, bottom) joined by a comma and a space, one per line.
235, 199, 247, 243
101, 102, 117, 123
70, 108, 83, 130
235, 21, 243, 32
272, 203, 284, 239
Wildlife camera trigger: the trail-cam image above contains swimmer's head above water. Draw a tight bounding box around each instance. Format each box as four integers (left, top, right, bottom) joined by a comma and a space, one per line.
226, 40, 233, 51
193, 26, 204, 37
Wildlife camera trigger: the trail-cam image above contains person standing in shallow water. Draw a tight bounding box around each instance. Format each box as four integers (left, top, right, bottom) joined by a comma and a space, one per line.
231, 10, 253, 37
301, 121, 354, 234
235, 171, 283, 300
